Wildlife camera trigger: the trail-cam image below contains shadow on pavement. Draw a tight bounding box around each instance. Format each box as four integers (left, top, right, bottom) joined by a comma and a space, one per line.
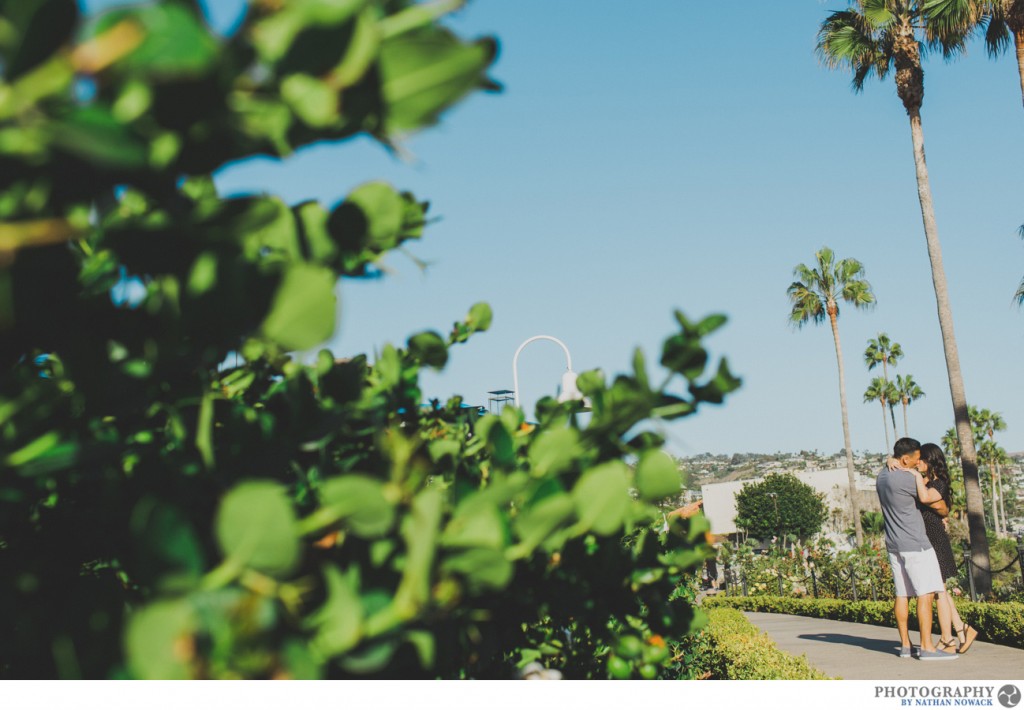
798, 633, 903, 656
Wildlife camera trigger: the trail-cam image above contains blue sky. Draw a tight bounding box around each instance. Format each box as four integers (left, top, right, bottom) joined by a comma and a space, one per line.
83, 0, 1024, 456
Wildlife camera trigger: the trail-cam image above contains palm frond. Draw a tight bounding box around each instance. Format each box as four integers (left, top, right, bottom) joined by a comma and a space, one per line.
818, 9, 889, 90
787, 280, 827, 327
923, 0, 984, 43
984, 4, 1013, 57
862, 0, 897, 29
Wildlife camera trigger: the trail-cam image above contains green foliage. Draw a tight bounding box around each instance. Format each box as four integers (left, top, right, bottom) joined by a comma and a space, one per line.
0, 0, 742, 679
691, 607, 833, 680
734, 473, 828, 542
705, 596, 1024, 650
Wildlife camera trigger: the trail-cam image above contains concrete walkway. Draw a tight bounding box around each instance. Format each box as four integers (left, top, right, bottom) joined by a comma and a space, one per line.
743, 612, 1024, 680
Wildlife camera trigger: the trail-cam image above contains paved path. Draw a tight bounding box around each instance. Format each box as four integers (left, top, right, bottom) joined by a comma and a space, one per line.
743, 612, 1024, 680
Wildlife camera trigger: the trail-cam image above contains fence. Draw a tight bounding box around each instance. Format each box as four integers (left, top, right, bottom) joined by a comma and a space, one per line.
721, 536, 1024, 603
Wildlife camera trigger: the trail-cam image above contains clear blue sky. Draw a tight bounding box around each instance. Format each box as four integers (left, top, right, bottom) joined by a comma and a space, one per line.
83, 0, 1024, 456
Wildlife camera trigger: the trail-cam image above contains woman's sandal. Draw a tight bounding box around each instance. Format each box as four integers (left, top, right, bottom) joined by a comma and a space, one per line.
937, 638, 958, 654
957, 624, 979, 654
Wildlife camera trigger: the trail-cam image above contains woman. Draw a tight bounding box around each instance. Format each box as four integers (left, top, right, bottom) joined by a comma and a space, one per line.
909, 443, 979, 655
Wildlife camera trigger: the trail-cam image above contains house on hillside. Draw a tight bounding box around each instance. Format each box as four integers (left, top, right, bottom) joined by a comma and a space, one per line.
700, 467, 881, 549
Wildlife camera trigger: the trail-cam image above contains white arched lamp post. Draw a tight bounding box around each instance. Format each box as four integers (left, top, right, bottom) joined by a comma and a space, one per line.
512, 335, 590, 410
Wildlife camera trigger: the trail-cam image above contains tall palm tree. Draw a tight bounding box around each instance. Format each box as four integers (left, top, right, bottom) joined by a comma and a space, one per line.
865, 333, 903, 444
894, 373, 925, 436
865, 333, 903, 385
865, 377, 894, 452
817, 0, 992, 594
976, 408, 1008, 534
925, 0, 1024, 108
788, 247, 875, 546
1017, 225, 1024, 304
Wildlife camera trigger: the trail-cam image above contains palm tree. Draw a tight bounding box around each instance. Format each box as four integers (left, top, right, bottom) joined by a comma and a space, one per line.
865, 333, 903, 385
788, 247, 875, 546
976, 408, 1008, 534
865, 333, 903, 444
885, 379, 901, 442
894, 373, 925, 436
817, 0, 992, 595
925, 0, 1024, 108
864, 377, 894, 452
1017, 225, 1024, 305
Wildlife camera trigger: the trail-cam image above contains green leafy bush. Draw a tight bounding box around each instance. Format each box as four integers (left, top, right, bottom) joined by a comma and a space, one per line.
0, 0, 742, 679
705, 596, 1024, 650
690, 607, 833, 680
734, 473, 828, 543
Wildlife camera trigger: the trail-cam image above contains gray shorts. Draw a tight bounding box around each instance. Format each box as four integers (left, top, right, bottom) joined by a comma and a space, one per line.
888, 548, 945, 597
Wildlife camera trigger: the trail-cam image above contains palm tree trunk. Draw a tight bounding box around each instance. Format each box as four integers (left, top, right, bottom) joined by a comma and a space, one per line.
880, 400, 891, 454
1016, 32, 1024, 110
907, 109, 992, 595
901, 397, 909, 438
999, 465, 1007, 532
881, 361, 893, 446
828, 308, 863, 546
996, 464, 1008, 536
988, 462, 1001, 535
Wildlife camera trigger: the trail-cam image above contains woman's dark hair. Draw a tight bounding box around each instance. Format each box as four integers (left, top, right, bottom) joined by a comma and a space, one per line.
920, 443, 951, 507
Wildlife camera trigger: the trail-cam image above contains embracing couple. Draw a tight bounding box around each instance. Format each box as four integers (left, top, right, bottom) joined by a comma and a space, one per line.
875, 437, 980, 660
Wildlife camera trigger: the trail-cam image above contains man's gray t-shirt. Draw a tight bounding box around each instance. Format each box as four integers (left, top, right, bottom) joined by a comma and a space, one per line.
875, 466, 933, 553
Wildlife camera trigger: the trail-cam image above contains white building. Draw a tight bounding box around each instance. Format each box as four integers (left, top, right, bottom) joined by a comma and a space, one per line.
700, 467, 880, 547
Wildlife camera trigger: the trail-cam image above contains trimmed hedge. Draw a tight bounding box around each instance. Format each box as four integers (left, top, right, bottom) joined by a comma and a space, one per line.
704, 596, 1024, 650
699, 607, 834, 680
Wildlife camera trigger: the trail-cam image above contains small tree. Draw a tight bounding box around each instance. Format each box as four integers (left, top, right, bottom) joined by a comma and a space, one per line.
734, 473, 828, 544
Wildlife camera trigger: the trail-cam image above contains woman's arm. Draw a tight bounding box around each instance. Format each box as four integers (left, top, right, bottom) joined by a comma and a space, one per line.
910, 469, 943, 504
910, 470, 950, 517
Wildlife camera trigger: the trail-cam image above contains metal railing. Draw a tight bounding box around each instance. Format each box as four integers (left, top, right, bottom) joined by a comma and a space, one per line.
721, 535, 1024, 603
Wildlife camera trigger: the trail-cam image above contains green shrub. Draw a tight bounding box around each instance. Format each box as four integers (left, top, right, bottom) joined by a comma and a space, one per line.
0, 0, 743, 679
692, 607, 833, 680
705, 596, 1024, 650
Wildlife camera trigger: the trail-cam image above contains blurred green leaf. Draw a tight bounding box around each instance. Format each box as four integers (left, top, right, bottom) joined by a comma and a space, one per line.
634, 450, 681, 502
124, 599, 196, 680
511, 491, 575, 554
407, 330, 447, 369
47, 108, 149, 169
250, 0, 364, 64
466, 301, 492, 332
308, 564, 363, 657
392, 487, 442, 617
441, 547, 512, 589
215, 481, 300, 578
317, 475, 396, 538
441, 501, 505, 549
379, 27, 497, 134
260, 263, 337, 350
91, 3, 218, 78
281, 73, 339, 128
572, 462, 631, 536
527, 428, 580, 477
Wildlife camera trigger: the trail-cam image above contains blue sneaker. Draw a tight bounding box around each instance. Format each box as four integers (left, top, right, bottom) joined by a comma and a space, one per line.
899, 646, 913, 658
919, 649, 958, 661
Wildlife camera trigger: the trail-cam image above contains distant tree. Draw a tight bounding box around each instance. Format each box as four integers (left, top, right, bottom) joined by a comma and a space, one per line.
788, 246, 875, 545
894, 374, 925, 437
734, 473, 829, 543
864, 376, 894, 453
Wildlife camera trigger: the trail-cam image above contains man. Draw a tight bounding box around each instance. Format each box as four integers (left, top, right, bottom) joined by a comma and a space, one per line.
875, 437, 957, 660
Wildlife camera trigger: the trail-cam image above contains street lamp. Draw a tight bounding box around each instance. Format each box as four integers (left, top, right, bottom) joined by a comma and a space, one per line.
512, 335, 590, 409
